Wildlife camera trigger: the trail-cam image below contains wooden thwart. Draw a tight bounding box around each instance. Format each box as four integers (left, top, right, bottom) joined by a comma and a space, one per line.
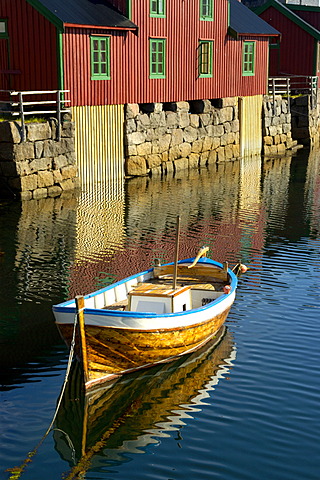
153, 264, 228, 282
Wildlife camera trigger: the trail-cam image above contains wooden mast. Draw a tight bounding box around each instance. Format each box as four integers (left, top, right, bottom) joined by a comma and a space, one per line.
173, 215, 181, 290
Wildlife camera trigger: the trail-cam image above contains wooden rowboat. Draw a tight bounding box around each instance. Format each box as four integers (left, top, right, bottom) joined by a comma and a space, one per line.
53, 242, 241, 391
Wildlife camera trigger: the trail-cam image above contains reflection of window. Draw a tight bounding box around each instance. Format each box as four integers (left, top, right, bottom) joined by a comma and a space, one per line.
150, 38, 166, 78
90, 36, 110, 80
199, 40, 213, 77
200, 0, 213, 20
0, 20, 8, 38
150, 0, 165, 17
242, 41, 255, 76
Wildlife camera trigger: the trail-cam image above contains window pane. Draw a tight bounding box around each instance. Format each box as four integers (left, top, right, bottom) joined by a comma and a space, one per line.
91, 37, 110, 78
243, 42, 254, 74
199, 41, 212, 76
150, 39, 165, 77
151, 0, 165, 15
201, 0, 212, 18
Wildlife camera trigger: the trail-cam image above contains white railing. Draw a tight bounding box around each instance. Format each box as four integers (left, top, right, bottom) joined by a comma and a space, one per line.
0, 90, 71, 141
268, 76, 318, 111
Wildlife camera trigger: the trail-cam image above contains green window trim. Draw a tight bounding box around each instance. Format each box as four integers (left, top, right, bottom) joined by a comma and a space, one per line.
90, 36, 111, 80
242, 41, 255, 76
149, 38, 166, 79
198, 40, 213, 78
126, 0, 132, 20
150, 0, 166, 17
200, 0, 214, 21
0, 19, 8, 39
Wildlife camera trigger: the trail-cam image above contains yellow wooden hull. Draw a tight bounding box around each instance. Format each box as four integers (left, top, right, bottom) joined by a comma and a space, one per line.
57, 306, 230, 389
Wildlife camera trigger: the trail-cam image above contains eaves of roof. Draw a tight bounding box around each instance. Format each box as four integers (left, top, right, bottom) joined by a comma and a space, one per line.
228, 0, 280, 38
26, 0, 138, 32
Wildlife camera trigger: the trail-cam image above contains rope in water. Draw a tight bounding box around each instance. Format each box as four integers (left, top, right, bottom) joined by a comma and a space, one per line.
6, 314, 78, 480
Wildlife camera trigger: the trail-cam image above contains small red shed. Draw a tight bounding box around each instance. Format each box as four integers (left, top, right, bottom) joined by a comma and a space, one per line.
255, 0, 320, 78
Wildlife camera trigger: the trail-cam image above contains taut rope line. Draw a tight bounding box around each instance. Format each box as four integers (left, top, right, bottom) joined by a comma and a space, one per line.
6, 313, 79, 480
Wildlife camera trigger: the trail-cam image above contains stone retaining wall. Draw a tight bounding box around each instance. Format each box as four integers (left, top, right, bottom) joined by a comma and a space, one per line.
262, 95, 299, 156
264, 94, 320, 151
0, 119, 79, 200
124, 98, 240, 177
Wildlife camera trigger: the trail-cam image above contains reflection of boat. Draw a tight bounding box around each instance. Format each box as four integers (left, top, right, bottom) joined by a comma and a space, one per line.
54, 327, 235, 475
53, 245, 239, 390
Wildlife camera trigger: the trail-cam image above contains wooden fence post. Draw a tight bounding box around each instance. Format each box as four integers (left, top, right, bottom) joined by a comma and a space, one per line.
19, 92, 26, 142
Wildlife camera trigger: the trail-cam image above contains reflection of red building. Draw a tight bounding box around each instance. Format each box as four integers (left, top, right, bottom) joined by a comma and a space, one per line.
68, 162, 266, 299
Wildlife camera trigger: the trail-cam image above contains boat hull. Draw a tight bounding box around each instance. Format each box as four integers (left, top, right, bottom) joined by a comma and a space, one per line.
57, 305, 231, 389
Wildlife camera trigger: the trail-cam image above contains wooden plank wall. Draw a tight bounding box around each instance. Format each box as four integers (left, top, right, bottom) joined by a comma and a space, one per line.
239, 95, 263, 157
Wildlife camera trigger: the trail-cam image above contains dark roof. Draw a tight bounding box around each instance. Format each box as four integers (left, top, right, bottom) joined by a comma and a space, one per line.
229, 0, 280, 37
254, 0, 320, 40
28, 0, 137, 30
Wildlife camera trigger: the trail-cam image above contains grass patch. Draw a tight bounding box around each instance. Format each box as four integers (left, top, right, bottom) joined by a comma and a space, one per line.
0, 115, 47, 123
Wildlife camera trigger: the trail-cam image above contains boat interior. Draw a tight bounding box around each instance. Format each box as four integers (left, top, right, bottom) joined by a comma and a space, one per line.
84, 261, 231, 315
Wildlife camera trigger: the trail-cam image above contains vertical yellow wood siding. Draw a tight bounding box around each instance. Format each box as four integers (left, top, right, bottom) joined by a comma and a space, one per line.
71, 105, 125, 184
239, 95, 263, 157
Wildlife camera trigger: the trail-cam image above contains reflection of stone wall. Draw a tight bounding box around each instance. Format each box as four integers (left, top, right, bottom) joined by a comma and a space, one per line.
262, 156, 292, 228
291, 95, 320, 147
124, 99, 240, 177
0, 120, 79, 200
15, 195, 78, 302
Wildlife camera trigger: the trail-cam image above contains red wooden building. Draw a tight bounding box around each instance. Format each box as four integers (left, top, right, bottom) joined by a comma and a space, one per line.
255, 0, 320, 78
0, 0, 278, 180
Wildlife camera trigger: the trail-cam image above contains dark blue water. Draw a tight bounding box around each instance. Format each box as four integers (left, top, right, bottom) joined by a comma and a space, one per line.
0, 151, 319, 480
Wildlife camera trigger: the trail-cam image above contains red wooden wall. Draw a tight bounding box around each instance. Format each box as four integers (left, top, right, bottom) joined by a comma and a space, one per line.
259, 6, 316, 77
0, 0, 270, 107
63, 0, 270, 107
0, 0, 58, 92
292, 10, 320, 31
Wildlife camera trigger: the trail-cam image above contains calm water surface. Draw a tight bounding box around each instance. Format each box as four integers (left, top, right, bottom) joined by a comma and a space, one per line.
0, 151, 319, 480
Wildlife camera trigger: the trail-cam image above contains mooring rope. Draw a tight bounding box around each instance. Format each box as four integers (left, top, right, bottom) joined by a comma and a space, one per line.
6, 314, 78, 480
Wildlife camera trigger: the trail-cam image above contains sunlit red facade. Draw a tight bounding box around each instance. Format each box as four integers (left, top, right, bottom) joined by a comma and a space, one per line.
0, 0, 277, 107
